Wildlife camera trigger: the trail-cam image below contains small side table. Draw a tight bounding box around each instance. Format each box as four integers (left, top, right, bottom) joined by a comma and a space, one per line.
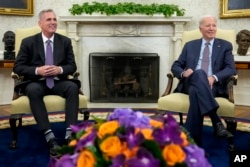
0, 60, 15, 68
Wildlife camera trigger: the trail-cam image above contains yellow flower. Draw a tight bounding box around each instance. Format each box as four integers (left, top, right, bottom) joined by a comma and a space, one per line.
100, 136, 124, 158
77, 149, 96, 167
162, 143, 186, 166
98, 120, 119, 138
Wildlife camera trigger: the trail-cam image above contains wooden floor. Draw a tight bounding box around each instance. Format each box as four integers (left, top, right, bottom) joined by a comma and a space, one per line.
234, 105, 250, 119
0, 104, 250, 119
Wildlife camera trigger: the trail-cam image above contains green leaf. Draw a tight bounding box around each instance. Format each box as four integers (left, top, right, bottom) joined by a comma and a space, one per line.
180, 126, 196, 144
90, 113, 108, 125
68, 2, 185, 17
142, 140, 167, 167
57, 145, 75, 155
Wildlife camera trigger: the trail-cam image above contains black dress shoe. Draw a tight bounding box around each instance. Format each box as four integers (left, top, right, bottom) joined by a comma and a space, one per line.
48, 138, 61, 158
215, 122, 233, 138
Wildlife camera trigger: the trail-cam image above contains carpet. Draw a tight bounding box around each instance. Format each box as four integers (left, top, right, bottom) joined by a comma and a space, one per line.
1, 108, 250, 132
0, 109, 250, 167
0, 108, 156, 129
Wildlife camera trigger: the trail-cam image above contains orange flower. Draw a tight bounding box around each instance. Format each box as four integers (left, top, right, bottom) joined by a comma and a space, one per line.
98, 120, 119, 138
140, 128, 153, 140
162, 143, 186, 166
100, 136, 124, 158
149, 119, 163, 128
79, 126, 94, 140
68, 139, 77, 146
180, 131, 189, 146
69, 127, 93, 147
77, 149, 95, 167
123, 146, 139, 159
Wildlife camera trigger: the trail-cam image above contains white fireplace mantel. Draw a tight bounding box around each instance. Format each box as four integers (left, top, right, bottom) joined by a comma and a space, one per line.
59, 15, 192, 108
59, 15, 192, 59
59, 15, 192, 39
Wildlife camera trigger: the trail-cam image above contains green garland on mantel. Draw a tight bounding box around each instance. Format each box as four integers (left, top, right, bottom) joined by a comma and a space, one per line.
69, 2, 185, 17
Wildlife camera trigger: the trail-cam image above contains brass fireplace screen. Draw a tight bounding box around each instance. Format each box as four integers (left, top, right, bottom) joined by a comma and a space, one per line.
89, 53, 159, 103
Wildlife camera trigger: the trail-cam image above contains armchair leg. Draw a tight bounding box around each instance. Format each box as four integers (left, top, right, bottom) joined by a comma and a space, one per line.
79, 109, 90, 121
223, 117, 237, 151
228, 137, 234, 151
224, 117, 237, 134
9, 114, 23, 149
179, 113, 184, 125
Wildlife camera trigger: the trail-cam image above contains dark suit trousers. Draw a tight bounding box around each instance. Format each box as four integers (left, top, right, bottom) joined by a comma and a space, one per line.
25, 80, 79, 131
182, 69, 219, 145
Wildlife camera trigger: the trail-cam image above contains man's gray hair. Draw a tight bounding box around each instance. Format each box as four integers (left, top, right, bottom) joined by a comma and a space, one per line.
38, 9, 55, 20
199, 15, 217, 26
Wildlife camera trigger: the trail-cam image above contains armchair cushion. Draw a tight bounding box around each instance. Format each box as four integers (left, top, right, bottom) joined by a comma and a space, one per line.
181, 28, 236, 53
158, 93, 235, 117
11, 95, 88, 115
15, 26, 67, 54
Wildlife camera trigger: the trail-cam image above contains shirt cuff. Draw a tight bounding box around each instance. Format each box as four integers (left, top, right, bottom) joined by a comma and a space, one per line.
181, 71, 185, 78
212, 74, 218, 82
59, 67, 63, 74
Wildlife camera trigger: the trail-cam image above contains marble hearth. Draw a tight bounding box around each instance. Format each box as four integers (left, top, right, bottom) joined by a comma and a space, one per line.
59, 15, 192, 108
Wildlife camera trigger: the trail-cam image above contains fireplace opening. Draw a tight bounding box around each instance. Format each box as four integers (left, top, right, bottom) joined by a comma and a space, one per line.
89, 52, 159, 103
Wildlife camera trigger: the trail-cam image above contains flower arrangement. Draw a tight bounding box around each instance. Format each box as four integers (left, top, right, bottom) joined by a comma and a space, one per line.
49, 108, 211, 167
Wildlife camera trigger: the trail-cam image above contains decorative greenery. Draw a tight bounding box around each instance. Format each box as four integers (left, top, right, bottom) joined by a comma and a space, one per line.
69, 2, 185, 17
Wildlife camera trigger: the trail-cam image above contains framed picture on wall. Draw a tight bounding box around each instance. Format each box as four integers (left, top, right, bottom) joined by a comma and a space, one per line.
0, 0, 33, 16
220, 0, 250, 18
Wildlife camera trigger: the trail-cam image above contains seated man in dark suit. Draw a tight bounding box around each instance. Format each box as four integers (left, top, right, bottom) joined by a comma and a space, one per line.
171, 15, 237, 146
13, 9, 80, 157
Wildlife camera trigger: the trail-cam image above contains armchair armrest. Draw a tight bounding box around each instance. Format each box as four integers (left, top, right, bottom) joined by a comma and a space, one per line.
11, 71, 85, 99
11, 72, 24, 100
69, 72, 85, 95
161, 73, 174, 97
227, 75, 237, 103
67, 71, 80, 80
11, 72, 23, 83
160, 73, 237, 103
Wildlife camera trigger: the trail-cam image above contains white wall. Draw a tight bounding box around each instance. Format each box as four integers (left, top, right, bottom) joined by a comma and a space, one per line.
0, 0, 250, 105
1, 0, 250, 46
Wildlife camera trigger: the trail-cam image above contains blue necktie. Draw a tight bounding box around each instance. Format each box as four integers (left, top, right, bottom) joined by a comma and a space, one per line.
45, 40, 54, 89
201, 42, 210, 74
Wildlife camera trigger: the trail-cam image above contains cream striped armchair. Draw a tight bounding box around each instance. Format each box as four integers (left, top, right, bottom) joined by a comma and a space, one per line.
9, 26, 89, 149
157, 28, 237, 151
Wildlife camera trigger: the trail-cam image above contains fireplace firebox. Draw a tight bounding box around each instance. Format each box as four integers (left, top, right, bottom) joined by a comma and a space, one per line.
89, 53, 159, 103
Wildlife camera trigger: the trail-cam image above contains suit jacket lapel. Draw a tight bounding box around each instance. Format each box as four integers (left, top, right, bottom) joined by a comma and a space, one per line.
37, 33, 45, 63
53, 34, 60, 64
192, 39, 202, 69
212, 39, 221, 65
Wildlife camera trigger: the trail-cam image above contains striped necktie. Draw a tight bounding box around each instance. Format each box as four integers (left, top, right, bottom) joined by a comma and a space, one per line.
201, 42, 210, 74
